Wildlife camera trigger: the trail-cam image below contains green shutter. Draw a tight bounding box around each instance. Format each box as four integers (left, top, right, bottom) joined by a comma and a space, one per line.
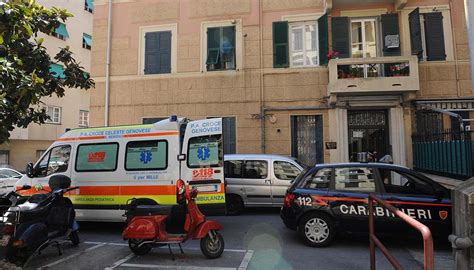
318, 14, 329, 65
381, 14, 401, 56
424, 12, 446, 61
272, 21, 289, 68
409, 8, 423, 60
331, 17, 350, 58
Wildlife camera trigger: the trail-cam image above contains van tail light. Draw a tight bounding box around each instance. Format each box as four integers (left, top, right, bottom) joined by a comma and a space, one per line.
284, 193, 296, 207
1, 224, 14, 235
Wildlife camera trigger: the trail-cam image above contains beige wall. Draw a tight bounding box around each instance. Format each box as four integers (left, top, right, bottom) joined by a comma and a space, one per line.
90, 0, 472, 163
0, 140, 53, 171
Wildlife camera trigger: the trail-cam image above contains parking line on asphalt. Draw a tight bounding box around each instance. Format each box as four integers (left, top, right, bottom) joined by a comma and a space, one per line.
37, 242, 107, 269
119, 264, 235, 270
238, 250, 254, 270
105, 253, 135, 270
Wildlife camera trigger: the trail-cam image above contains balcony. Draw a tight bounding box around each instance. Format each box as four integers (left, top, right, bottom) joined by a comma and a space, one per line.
328, 56, 420, 98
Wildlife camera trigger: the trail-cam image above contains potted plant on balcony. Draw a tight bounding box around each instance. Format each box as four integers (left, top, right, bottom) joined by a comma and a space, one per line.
327, 51, 340, 60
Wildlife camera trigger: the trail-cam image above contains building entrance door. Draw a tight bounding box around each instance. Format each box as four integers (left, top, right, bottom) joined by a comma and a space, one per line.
348, 110, 389, 162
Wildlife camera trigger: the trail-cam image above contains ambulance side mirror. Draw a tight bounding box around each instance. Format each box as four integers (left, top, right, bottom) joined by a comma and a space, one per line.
177, 154, 186, 161
26, 163, 35, 178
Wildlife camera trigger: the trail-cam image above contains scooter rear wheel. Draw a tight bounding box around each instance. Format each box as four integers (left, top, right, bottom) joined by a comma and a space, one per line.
200, 230, 224, 259
128, 239, 152, 256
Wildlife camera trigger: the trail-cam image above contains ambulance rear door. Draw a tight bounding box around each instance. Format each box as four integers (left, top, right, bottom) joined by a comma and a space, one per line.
181, 118, 226, 215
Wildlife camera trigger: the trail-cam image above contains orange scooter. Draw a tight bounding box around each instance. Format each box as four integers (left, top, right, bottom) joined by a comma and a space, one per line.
122, 180, 224, 259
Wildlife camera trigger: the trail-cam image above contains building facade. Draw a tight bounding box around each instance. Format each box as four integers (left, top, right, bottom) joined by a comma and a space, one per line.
90, 0, 472, 168
0, 0, 94, 170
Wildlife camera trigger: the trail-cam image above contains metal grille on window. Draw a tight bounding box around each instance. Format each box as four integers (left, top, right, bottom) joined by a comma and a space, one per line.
291, 115, 324, 166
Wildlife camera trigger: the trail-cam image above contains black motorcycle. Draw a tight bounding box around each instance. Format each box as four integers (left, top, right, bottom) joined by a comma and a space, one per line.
0, 175, 80, 266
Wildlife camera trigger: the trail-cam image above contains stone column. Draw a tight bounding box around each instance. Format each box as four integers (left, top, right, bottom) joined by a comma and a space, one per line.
451, 179, 474, 269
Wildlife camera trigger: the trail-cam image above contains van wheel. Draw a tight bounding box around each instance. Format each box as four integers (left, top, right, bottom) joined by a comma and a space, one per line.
128, 239, 152, 256
226, 195, 243, 216
298, 212, 335, 247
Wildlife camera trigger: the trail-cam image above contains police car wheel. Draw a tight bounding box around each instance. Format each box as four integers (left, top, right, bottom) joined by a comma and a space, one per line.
298, 213, 335, 247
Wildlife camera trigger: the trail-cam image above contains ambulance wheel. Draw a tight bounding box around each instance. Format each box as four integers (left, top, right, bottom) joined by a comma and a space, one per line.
298, 212, 335, 247
200, 230, 224, 259
226, 195, 243, 216
129, 239, 152, 256
69, 230, 80, 246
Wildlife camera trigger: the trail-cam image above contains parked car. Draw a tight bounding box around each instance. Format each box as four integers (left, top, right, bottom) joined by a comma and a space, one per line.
280, 163, 452, 247
0, 168, 23, 194
224, 154, 305, 215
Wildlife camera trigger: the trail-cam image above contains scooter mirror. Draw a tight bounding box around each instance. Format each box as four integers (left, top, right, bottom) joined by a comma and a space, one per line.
176, 179, 186, 205
190, 188, 198, 199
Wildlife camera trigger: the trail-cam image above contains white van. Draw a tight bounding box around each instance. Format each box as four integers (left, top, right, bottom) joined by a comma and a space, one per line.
15, 117, 226, 222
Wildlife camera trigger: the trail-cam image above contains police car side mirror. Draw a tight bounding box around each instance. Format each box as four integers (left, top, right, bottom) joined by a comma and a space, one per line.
177, 154, 186, 161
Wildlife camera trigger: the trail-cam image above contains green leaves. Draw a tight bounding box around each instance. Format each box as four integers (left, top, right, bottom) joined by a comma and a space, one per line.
0, 0, 94, 143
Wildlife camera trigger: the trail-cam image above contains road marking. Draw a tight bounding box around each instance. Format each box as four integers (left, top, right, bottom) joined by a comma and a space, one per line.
238, 250, 254, 270
84, 241, 128, 247
105, 253, 135, 270
37, 242, 107, 269
120, 264, 235, 270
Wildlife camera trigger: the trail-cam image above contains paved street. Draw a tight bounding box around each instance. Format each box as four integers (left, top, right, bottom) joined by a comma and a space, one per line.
25, 209, 453, 270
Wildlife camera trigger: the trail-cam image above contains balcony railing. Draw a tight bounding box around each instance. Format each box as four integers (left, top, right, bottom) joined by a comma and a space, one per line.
328, 56, 419, 95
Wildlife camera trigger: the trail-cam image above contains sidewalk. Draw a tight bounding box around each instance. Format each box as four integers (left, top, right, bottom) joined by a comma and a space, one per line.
421, 172, 468, 189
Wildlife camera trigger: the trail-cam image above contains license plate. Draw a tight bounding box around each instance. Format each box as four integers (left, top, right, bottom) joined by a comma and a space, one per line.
193, 184, 219, 193
0, 235, 10, 246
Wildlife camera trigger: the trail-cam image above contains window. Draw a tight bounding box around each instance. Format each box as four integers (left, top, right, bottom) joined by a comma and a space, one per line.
303, 168, 331, 189
0, 169, 21, 178
243, 160, 267, 179
142, 117, 167, 124
36, 150, 46, 159
334, 167, 376, 192
289, 21, 318, 67
83, 33, 92, 50
84, 0, 93, 13
187, 135, 222, 168
224, 160, 243, 178
125, 140, 168, 171
379, 169, 436, 196
208, 117, 236, 154
79, 110, 89, 127
36, 145, 71, 177
0, 151, 8, 165
52, 23, 69, 40
273, 14, 328, 68
45, 106, 61, 124
274, 161, 302, 180
49, 64, 65, 79
205, 26, 236, 71
350, 19, 377, 59
409, 8, 447, 61
76, 143, 119, 172
144, 31, 172, 74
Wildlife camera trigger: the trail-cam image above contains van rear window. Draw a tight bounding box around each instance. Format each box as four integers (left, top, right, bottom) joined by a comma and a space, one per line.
125, 140, 168, 171
76, 143, 119, 172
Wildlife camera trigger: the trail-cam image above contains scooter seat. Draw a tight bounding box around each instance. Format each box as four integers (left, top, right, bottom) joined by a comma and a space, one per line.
134, 205, 173, 216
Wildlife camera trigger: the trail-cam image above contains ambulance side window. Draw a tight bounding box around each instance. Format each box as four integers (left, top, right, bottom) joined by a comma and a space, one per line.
334, 167, 376, 193
75, 143, 119, 172
125, 140, 168, 171
303, 168, 331, 189
36, 145, 71, 177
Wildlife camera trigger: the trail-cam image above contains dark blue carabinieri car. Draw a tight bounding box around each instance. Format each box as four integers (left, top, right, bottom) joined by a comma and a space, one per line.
280, 163, 452, 247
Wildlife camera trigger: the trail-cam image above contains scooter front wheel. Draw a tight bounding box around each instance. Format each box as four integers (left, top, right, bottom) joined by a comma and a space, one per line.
200, 230, 224, 259
69, 230, 80, 246
128, 239, 152, 256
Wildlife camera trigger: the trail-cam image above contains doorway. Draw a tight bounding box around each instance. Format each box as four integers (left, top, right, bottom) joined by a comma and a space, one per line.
348, 110, 389, 162
291, 115, 324, 166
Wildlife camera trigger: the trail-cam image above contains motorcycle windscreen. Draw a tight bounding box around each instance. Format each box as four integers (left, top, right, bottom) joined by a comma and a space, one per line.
181, 118, 225, 215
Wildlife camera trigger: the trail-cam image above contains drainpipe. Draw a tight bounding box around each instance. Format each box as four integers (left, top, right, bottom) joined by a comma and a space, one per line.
104, 0, 113, 126
465, 0, 474, 91
259, 0, 265, 153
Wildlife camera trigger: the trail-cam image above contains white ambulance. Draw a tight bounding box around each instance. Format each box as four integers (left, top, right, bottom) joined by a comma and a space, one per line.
15, 116, 226, 222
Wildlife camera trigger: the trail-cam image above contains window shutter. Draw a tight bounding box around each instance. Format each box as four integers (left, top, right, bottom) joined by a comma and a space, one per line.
424, 12, 446, 61
409, 8, 423, 60
331, 17, 350, 58
381, 14, 401, 56
318, 14, 329, 65
158, 31, 172, 73
144, 32, 160, 74
272, 21, 289, 68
